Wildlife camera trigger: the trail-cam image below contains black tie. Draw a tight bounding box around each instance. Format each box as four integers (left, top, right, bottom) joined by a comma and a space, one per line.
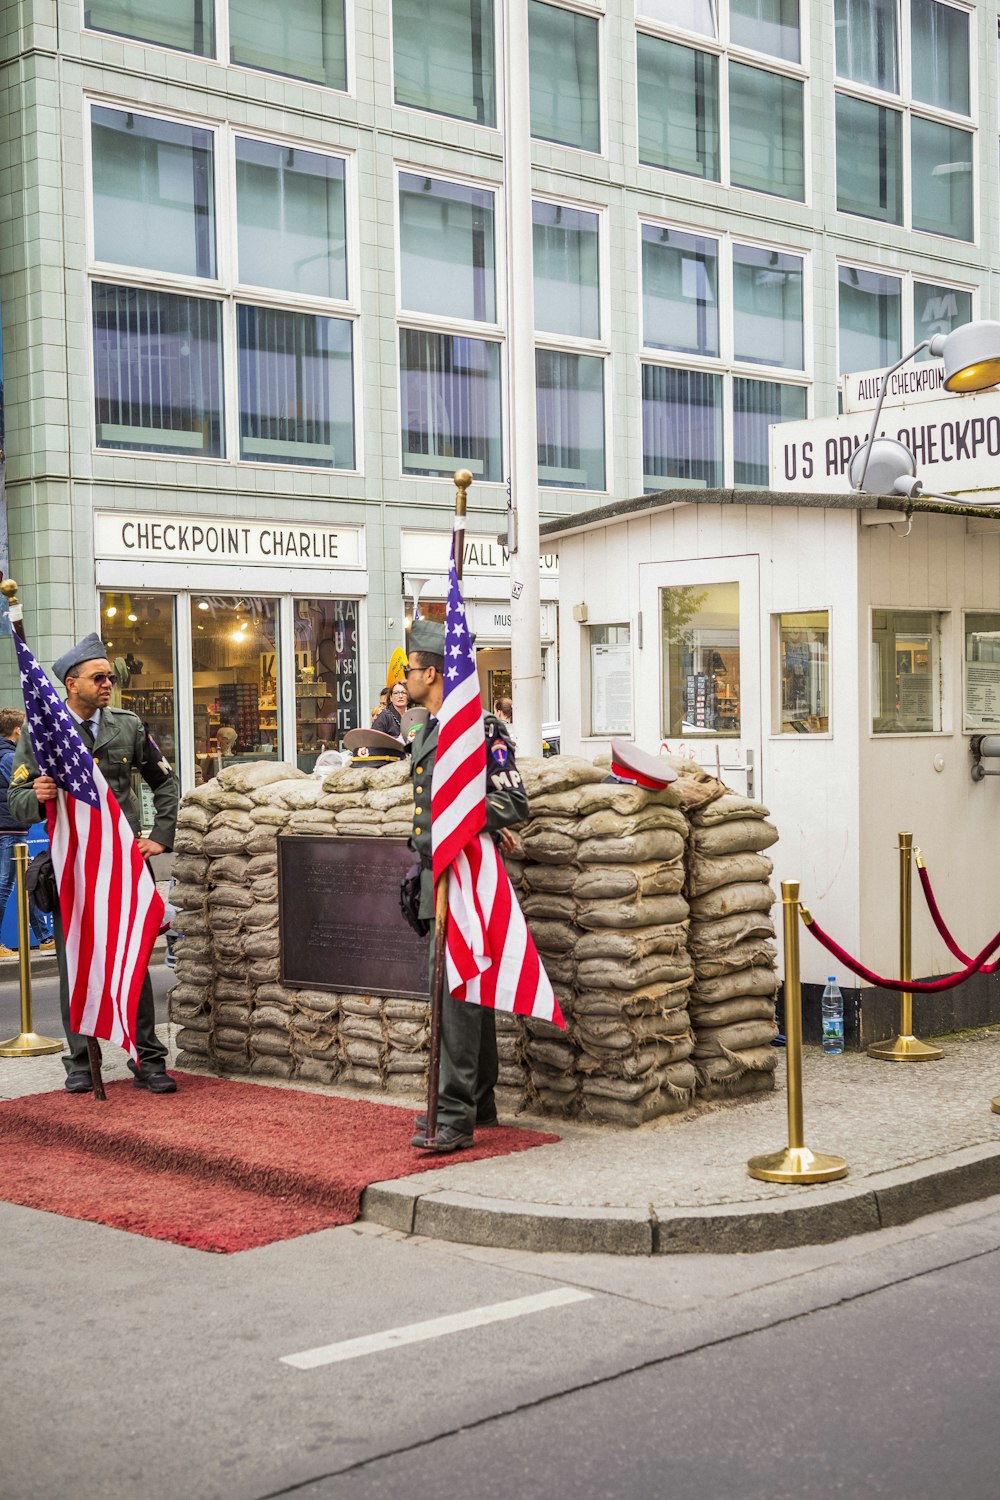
80, 719, 96, 748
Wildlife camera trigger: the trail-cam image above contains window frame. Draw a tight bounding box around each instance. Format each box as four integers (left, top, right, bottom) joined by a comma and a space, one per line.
770, 607, 833, 738
868, 604, 951, 738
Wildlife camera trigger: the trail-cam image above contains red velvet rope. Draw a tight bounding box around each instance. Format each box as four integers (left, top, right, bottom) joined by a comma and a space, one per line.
916, 863, 1000, 975
802, 913, 1000, 992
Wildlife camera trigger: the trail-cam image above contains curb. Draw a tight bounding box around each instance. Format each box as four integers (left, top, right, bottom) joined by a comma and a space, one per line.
360, 1141, 1000, 1255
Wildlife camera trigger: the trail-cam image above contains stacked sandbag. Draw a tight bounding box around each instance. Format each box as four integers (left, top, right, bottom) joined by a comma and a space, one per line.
509, 757, 702, 1125
685, 793, 781, 1100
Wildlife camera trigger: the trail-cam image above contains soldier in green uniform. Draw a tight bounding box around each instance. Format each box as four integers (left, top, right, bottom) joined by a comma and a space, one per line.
404, 618, 528, 1153
8, 632, 180, 1094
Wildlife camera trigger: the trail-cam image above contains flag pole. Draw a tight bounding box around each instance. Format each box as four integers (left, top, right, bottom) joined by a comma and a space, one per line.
0, 578, 107, 1101
424, 470, 472, 1143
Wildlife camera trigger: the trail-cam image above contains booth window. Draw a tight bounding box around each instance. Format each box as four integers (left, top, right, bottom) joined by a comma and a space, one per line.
294, 599, 362, 770
774, 611, 829, 733
871, 609, 943, 734
587, 625, 631, 737
191, 597, 280, 780
528, 2, 601, 153
393, 0, 496, 125
661, 582, 740, 738
230, 0, 347, 91
964, 613, 1000, 732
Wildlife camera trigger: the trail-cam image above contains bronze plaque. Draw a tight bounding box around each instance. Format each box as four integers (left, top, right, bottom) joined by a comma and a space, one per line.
278, 835, 429, 998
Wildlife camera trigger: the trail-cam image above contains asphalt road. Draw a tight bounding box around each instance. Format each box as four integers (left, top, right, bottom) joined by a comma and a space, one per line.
4, 1175, 1000, 1499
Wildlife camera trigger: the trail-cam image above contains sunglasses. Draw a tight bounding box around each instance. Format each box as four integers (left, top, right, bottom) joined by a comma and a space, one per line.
402, 665, 429, 677
84, 673, 115, 685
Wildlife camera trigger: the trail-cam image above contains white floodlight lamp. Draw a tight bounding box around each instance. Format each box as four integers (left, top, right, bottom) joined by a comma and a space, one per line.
851, 320, 1000, 496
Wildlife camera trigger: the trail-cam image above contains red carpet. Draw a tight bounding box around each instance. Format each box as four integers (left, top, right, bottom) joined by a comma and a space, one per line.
0, 1075, 558, 1253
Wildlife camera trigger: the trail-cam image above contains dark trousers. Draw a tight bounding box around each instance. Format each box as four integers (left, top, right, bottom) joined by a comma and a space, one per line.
54, 904, 167, 1077
430, 944, 498, 1132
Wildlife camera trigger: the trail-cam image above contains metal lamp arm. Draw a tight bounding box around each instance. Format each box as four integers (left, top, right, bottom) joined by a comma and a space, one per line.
854, 340, 932, 492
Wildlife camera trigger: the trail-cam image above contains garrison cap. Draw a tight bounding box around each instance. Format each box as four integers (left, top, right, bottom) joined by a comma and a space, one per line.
52, 632, 110, 683
399, 706, 429, 744
343, 727, 408, 765
408, 619, 445, 657
608, 739, 679, 791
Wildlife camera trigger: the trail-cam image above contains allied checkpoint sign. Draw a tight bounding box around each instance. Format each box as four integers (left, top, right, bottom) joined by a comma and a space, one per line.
769, 364, 1000, 498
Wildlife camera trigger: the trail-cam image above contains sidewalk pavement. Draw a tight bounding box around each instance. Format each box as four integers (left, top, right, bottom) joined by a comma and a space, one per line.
3, 1022, 1000, 1257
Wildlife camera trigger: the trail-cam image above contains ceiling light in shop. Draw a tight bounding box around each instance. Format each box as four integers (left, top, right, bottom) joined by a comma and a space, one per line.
105, 606, 117, 618
197, 600, 209, 611
127, 613, 137, 622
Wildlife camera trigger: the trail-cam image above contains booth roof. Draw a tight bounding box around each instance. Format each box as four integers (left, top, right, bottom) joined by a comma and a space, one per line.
537, 486, 1000, 545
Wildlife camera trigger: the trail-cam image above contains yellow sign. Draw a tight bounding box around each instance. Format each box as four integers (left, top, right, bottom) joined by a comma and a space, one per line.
386, 647, 408, 687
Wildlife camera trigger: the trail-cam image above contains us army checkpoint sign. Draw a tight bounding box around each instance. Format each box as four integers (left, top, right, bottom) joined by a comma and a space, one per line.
769, 383, 1000, 497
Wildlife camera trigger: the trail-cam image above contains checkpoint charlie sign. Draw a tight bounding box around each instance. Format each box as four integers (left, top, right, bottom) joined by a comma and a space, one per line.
769, 383, 1000, 497
95, 512, 365, 568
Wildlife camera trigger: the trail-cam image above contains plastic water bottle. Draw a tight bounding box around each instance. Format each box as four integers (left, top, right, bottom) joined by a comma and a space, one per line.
821, 977, 844, 1055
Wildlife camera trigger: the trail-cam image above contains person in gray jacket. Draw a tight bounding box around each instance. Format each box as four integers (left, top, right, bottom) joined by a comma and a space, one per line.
8, 633, 180, 1094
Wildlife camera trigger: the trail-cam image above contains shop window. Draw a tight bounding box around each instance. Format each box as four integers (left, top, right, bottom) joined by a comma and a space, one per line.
733, 379, 806, 487
400, 330, 502, 481
912, 0, 969, 115
661, 582, 741, 738
528, 2, 601, 153
836, 95, 903, 224
399, 175, 496, 324
641, 226, 719, 358
294, 599, 362, 768
84, 0, 214, 54
235, 139, 347, 300
914, 281, 972, 356
728, 62, 804, 201
871, 609, 944, 733
911, 119, 973, 241
100, 594, 177, 799
587, 624, 631, 736
964, 613, 1000, 732
838, 265, 901, 376
237, 307, 355, 468
774, 611, 830, 733
642, 365, 723, 490
191, 597, 280, 780
91, 108, 216, 279
732, 243, 804, 369
532, 201, 600, 341
535, 349, 605, 490
835, 0, 898, 92
92, 284, 224, 457
637, 35, 720, 181
230, 0, 347, 90
392, 0, 497, 125
731, 0, 800, 63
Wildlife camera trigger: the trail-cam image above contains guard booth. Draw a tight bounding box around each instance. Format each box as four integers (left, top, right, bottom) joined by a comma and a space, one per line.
540, 485, 1000, 1041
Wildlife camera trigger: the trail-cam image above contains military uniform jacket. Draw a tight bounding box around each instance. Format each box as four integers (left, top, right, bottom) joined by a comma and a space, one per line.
7, 705, 179, 850
410, 713, 528, 920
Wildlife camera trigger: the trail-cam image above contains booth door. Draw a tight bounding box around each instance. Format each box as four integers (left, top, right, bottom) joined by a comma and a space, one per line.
637, 554, 762, 800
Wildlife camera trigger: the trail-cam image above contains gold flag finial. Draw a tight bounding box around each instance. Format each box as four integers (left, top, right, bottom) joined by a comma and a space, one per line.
0, 579, 18, 606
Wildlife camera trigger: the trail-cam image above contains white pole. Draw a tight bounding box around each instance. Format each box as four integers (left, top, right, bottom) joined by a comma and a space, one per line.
502, 0, 543, 755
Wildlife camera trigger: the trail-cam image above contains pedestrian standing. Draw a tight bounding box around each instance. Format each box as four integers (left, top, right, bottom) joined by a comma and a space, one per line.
0, 707, 54, 957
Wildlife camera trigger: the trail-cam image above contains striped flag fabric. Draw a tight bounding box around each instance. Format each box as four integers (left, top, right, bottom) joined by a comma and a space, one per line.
14, 633, 164, 1061
431, 546, 564, 1028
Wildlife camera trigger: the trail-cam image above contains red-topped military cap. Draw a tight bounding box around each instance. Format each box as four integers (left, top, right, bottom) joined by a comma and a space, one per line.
609, 738, 679, 791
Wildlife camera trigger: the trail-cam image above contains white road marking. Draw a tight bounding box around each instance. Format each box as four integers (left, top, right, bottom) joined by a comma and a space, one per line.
281, 1286, 594, 1370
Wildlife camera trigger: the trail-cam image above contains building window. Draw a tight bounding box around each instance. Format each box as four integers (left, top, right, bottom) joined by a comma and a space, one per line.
392, 0, 496, 125
84, 0, 214, 54
964, 612, 1000, 732
637, 0, 716, 36
399, 174, 496, 323
731, 0, 800, 63
642, 226, 719, 357
235, 139, 347, 300
587, 624, 632, 736
643, 366, 723, 490
229, 0, 347, 91
532, 201, 600, 340
661, 581, 741, 738
100, 592, 178, 771
528, 2, 601, 152
237, 307, 355, 468
733, 379, 806, 486
728, 61, 804, 200
836, 96, 903, 224
914, 280, 972, 352
191, 597, 281, 778
835, 0, 898, 91
294, 599, 361, 767
400, 330, 502, 481
838, 265, 901, 375
91, 108, 216, 279
535, 349, 605, 490
911, 118, 973, 240
912, 0, 969, 114
637, 35, 720, 181
732, 244, 804, 369
775, 611, 830, 733
92, 284, 224, 457
871, 608, 943, 734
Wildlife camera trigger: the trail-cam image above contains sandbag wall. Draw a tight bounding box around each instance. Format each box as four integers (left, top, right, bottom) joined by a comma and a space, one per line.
168, 757, 780, 1123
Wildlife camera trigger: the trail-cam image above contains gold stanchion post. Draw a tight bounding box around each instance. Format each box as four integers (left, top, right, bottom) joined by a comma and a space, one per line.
867, 832, 943, 1062
748, 880, 848, 1184
0, 842, 64, 1057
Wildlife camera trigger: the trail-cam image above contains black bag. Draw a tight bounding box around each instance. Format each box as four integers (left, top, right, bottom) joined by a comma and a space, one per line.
399, 861, 430, 937
26, 849, 58, 914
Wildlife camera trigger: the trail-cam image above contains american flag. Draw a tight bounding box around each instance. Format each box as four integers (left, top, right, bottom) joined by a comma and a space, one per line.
431, 547, 564, 1027
14, 633, 165, 1061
